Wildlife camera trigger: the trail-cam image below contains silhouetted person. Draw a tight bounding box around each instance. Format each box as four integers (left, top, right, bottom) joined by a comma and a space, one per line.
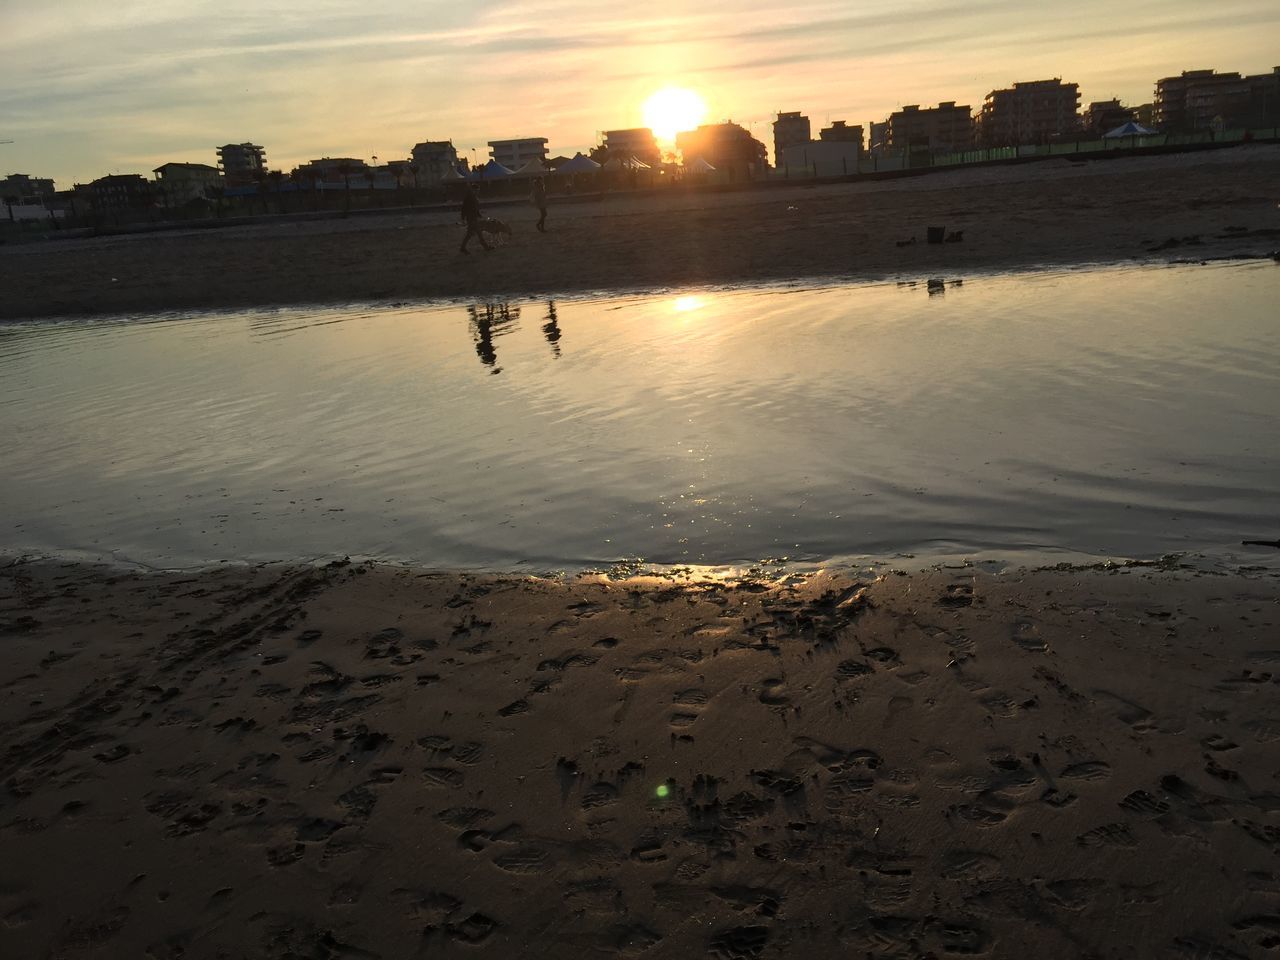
459, 183, 490, 254
542, 300, 561, 357
531, 177, 548, 232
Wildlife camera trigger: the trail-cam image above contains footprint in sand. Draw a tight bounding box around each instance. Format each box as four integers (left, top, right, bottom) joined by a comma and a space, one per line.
1011, 620, 1047, 652
1059, 760, 1111, 782
1076, 822, 1137, 848
758, 678, 790, 706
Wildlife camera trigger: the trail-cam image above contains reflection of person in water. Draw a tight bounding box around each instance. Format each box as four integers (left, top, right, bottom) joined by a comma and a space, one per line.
466, 302, 521, 373
541, 300, 561, 358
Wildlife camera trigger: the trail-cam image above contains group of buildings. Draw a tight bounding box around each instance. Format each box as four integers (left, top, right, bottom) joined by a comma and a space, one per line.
4, 64, 1277, 220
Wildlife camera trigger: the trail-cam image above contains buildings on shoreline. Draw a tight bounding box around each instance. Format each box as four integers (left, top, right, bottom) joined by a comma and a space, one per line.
7, 62, 1278, 219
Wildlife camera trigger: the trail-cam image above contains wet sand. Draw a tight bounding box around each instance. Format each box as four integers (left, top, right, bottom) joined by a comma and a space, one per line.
3, 145, 1279, 320
3, 557, 1280, 958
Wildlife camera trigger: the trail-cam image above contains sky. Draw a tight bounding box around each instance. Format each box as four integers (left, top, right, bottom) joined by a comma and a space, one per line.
2, 0, 1277, 186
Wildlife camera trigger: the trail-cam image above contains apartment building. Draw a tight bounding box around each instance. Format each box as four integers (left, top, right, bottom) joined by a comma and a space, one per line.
410, 141, 461, 183
1156, 67, 1280, 131
772, 112, 811, 163
1081, 99, 1137, 135
488, 138, 549, 169
216, 143, 266, 186
601, 128, 662, 167
819, 121, 864, 151
886, 102, 974, 153
675, 122, 769, 176
978, 79, 1080, 147
152, 162, 224, 205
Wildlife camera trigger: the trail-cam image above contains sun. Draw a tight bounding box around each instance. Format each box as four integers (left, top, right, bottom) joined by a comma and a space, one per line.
643, 87, 708, 142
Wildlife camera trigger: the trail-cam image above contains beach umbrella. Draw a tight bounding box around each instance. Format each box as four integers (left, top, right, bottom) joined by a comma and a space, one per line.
1103, 121, 1156, 138
556, 153, 601, 174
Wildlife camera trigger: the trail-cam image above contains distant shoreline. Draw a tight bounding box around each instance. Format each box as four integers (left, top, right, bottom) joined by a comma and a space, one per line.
2, 144, 1278, 321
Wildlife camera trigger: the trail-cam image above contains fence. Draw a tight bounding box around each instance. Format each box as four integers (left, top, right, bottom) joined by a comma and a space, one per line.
769, 126, 1280, 180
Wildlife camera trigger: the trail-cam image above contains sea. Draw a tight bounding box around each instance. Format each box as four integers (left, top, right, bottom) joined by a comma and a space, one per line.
2, 260, 1277, 573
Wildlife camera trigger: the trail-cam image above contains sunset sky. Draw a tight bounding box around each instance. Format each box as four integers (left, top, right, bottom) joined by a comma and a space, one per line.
3, 0, 1277, 187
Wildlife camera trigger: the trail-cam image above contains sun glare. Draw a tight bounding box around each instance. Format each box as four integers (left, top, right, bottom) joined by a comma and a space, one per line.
643, 87, 708, 142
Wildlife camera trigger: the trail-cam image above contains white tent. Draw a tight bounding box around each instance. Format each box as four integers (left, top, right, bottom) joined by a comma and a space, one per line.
556, 153, 601, 174
1103, 121, 1156, 138
602, 155, 651, 171
511, 158, 551, 178
440, 165, 466, 181
685, 156, 717, 173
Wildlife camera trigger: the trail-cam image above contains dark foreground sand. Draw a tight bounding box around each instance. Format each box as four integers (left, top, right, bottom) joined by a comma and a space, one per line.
3, 557, 1279, 958
2, 145, 1279, 320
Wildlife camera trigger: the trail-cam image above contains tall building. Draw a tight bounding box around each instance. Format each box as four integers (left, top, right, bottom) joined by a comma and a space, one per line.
1081, 99, 1137, 135
1157, 67, 1280, 131
152, 162, 224, 205
676, 122, 768, 176
978, 79, 1080, 147
410, 141, 460, 183
0, 173, 55, 202
488, 137, 549, 169
601, 128, 662, 167
772, 112, 811, 163
216, 143, 266, 186
819, 121, 864, 150
886, 102, 973, 153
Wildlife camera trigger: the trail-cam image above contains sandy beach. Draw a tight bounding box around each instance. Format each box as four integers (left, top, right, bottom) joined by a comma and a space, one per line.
3, 557, 1280, 958
2, 145, 1279, 321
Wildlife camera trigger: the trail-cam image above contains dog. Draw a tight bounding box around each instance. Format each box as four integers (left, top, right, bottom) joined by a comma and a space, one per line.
479, 217, 513, 245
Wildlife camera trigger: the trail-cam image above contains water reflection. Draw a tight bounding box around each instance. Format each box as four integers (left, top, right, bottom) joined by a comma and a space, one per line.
542, 300, 562, 358
467, 302, 521, 373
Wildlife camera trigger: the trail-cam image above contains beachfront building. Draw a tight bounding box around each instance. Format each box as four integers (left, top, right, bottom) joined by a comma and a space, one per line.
1081, 99, 1137, 136
676, 122, 769, 178
819, 120, 864, 150
978, 79, 1080, 147
772, 112, 811, 164
152, 162, 224, 206
216, 143, 267, 186
87, 174, 153, 212
601, 128, 662, 167
488, 137, 549, 170
291, 157, 371, 188
409, 141, 461, 184
1, 173, 55, 202
886, 102, 974, 154
1156, 67, 1280, 131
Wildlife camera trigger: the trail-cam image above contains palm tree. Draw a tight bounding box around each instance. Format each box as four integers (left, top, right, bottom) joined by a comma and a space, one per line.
387, 161, 405, 191
252, 168, 269, 216
408, 164, 421, 189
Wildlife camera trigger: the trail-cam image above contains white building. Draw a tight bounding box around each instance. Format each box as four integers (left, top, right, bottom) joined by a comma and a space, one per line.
488, 137, 549, 169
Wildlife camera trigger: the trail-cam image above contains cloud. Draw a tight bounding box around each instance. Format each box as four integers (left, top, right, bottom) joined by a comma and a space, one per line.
2, 0, 1277, 185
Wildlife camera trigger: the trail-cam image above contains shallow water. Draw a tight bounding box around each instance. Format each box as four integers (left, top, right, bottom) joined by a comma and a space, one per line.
2, 262, 1278, 570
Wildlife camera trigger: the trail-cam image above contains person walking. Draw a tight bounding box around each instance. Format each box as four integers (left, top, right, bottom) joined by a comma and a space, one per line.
531, 177, 548, 233
459, 183, 491, 254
